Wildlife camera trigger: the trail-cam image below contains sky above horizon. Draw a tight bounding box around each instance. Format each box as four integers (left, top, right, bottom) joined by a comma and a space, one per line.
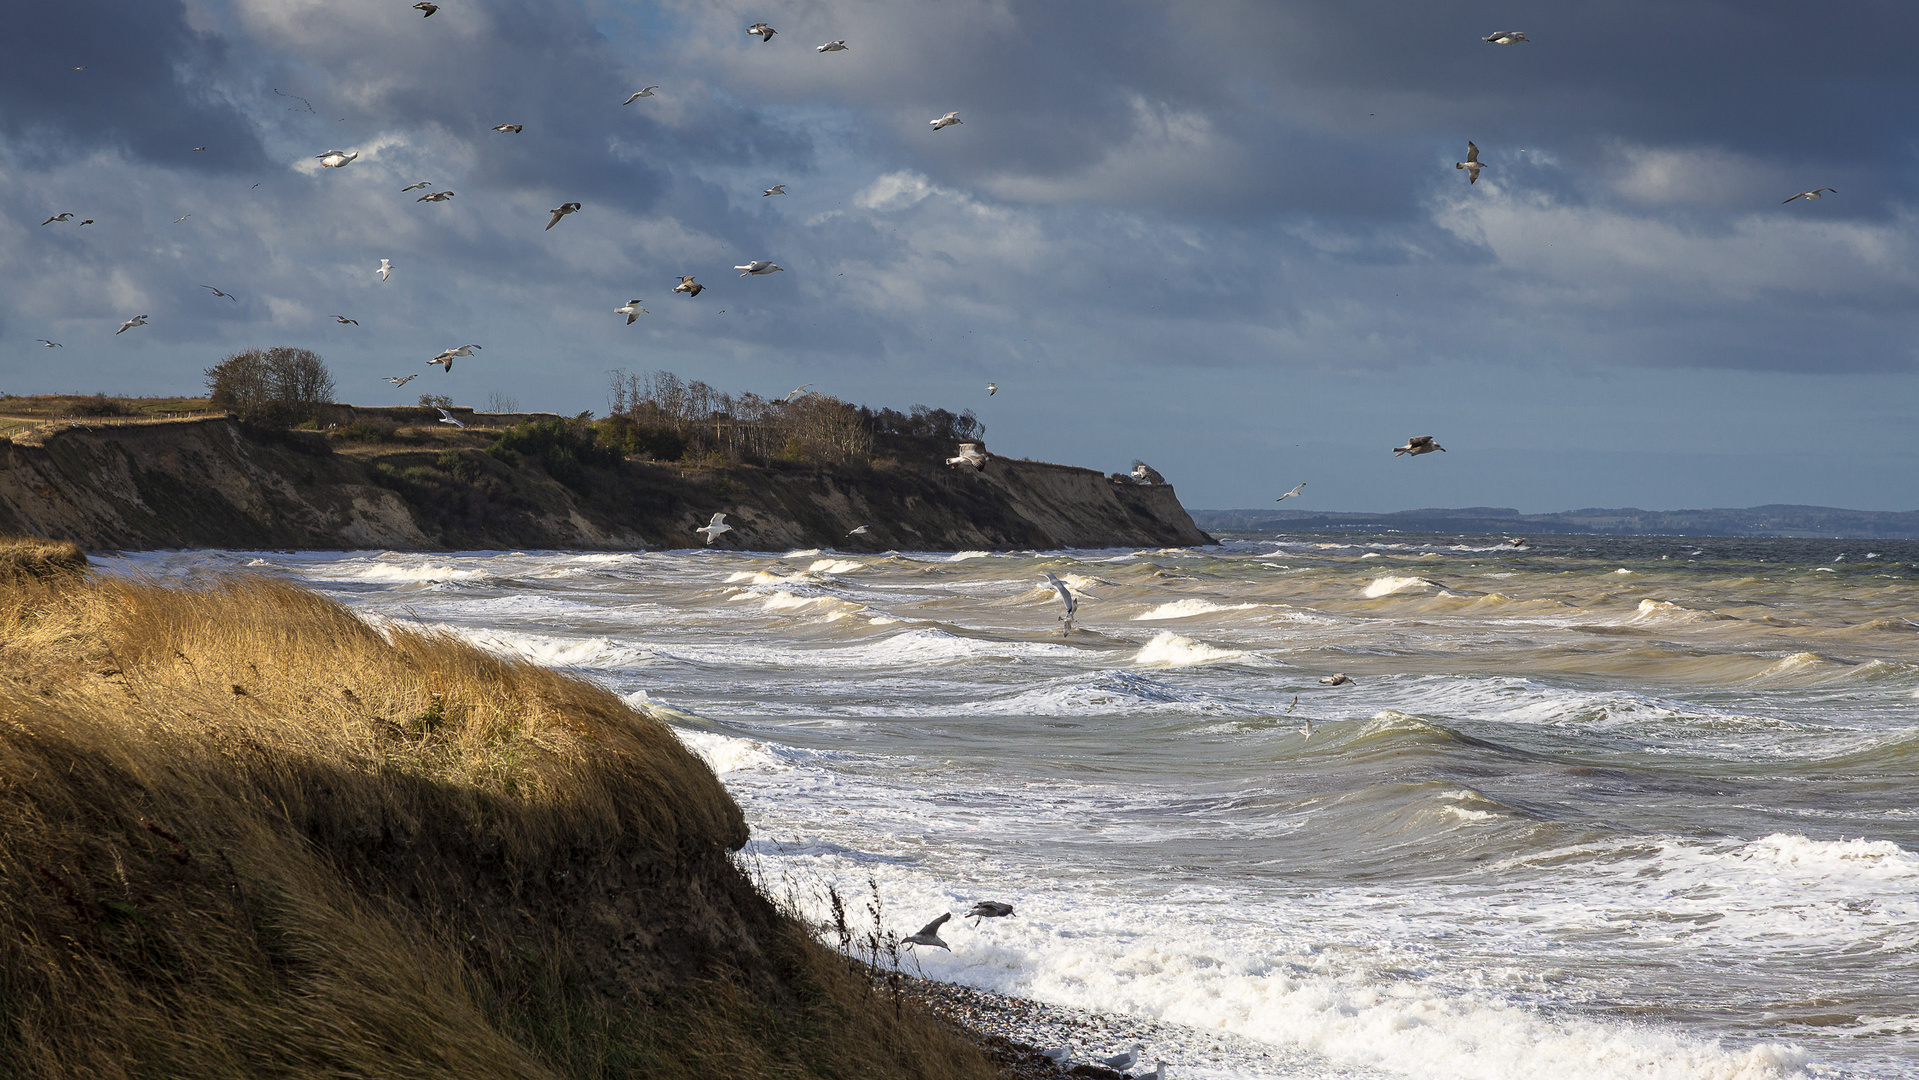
3, 0, 1916, 513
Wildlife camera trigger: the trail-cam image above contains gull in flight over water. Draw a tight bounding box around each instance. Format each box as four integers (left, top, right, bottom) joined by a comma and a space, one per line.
116, 315, 149, 334
1320, 673, 1354, 686
1299, 718, 1314, 741
316, 149, 358, 168
736, 260, 783, 276
1456, 142, 1485, 183
173, 214, 191, 223
1043, 572, 1078, 634
846, 525, 869, 537
1275, 482, 1306, 502
930, 111, 962, 131
1784, 188, 1836, 203
401, 181, 432, 192
817, 40, 847, 52
747, 22, 777, 42
902, 913, 951, 950
331, 314, 358, 325
429, 344, 481, 371
385, 374, 419, 387
545, 202, 581, 230
965, 901, 1013, 925
1483, 30, 1529, 44
674, 276, 704, 297
492, 123, 522, 133
946, 442, 986, 470
1285, 695, 1299, 714
37, 339, 62, 348
782, 384, 812, 402
435, 407, 465, 428
622, 87, 659, 104
40, 213, 74, 225
762, 185, 786, 196
1393, 435, 1445, 457
695, 513, 733, 545
201, 285, 237, 301
615, 299, 648, 324
986, 382, 997, 395
377, 259, 393, 281
416, 190, 454, 202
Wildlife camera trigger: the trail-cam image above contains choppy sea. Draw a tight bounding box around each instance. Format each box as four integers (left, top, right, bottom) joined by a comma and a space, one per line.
106, 534, 1919, 1080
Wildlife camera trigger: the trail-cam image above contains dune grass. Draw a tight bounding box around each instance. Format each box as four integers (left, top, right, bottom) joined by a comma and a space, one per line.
0, 545, 998, 1080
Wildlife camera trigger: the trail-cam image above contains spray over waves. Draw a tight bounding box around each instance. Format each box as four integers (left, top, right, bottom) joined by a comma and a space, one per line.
1135, 631, 1248, 667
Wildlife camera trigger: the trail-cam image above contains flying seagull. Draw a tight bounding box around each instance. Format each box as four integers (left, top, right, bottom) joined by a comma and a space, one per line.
417, 190, 455, 202
946, 442, 986, 470
385, 374, 419, 387
762, 185, 786, 196
192, 146, 207, 152
1456, 142, 1485, 184
1131, 460, 1166, 485
902, 913, 951, 950
1783, 188, 1836, 204
1393, 435, 1445, 457
316, 149, 359, 168
413, 2, 437, 15
1100, 1047, 1146, 1074
545, 202, 581, 230
930, 111, 962, 131
1320, 673, 1354, 686
116, 315, 149, 334
615, 299, 649, 324
1275, 482, 1306, 502
201, 285, 238, 301
846, 525, 869, 536
1285, 695, 1299, 714
331, 314, 359, 325
747, 22, 776, 42
40, 213, 73, 225
736, 260, 783, 276
173, 214, 191, 223
817, 40, 847, 52
428, 343, 481, 371
435, 407, 465, 428
492, 123, 522, 133
79, 219, 94, 225
695, 512, 733, 545
377, 258, 393, 281
782, 384, 811, 402
401, 181, 432, 192
986, 382, 998, 395
1482, 30, 1529, 44
965, 902, 1013, 925
1042, 571, 1077, 633
622, 87, 659, 104
674, 276, 704, 297
1299, 718, 1314, 741
36, 339, 62, 348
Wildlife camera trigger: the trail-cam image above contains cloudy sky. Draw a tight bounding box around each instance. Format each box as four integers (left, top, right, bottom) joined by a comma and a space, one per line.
3, 0, 1916, 512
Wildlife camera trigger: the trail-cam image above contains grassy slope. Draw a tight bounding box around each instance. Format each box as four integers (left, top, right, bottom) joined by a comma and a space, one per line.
0, 538, 998, 1080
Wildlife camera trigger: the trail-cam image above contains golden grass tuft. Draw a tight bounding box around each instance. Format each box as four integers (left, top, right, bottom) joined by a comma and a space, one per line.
0, 535, 88, 583
0, 565, 998, 1080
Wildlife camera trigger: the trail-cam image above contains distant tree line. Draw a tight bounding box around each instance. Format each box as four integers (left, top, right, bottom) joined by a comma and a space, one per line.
204, 347, 336, 425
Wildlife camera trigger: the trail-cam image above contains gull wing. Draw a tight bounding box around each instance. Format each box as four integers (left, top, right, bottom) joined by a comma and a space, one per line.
913, 913, 951, 938
708, 513, 727, 527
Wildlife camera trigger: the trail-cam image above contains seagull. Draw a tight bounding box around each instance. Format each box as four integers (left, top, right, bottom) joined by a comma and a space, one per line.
115, 315, 149, 334
846, 525, 869, 536
1038, 1048, 1072, 1067
331, 314, 359, 325
747, 22, 776, 42
492, 123, 522, 133
1099, 1047, 1146, 1073
674, 276, 704, 297
428, 344, 481, 371
1456, 142, 1485, 184
965, 901, 1013, 925
36, 339, 62, 348
736, 260, 783, 276
201, 285, 238, 301
1042, 571, 1077, 633
930, 111, 962, 131
1482, 30, 1529, 44
986, 382, 998, 395
1285, 695, 1299, 713
173, 214, 191, 223
946, 442, 986, 470
817, 40, 847, 52
902, 913, 951, 950
615, 299, 649, 324
1275, 482, 1306, 502
695, 512, 733, 545
417, 190, 455, 202
1136, 1061, 1167, 1080
78, 219, 94, 226
762, 185, 786, 196
316, 149, 359, 168
435, 407, 465, 428
385, 374, 419, 387
621, 87, 659, 104
413, 2, 437, 15
1131, 460, 1167, 485
401, 181, 432, 192
1393, 435, 1445, 457
192, 146, 207, 152
1299, 718, 1314, 740
1320, 673, 1354, 686
40, 213, 73, 225
1783, 188, 1837, 204
377, 258, 393, 281
545, 202, 581, 230
782, 384, 812, 402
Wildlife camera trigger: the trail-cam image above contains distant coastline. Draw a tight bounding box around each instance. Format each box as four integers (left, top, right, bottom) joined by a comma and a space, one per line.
1193, 504, 1919, 540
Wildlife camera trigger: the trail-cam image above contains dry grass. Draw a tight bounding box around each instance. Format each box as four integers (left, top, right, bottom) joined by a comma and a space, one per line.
0, 550, 999, 1080
0, 537, 88, 583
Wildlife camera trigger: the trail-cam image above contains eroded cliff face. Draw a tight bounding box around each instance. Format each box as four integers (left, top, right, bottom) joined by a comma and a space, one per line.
0, 418, 1212, 551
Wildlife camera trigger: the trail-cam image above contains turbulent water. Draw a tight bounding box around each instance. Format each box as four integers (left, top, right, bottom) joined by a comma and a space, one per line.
108, 535, 1919, 1080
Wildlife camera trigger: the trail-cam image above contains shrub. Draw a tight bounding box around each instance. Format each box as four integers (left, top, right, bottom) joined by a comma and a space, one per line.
204, 347, 336, 425
488, 418, 620, 490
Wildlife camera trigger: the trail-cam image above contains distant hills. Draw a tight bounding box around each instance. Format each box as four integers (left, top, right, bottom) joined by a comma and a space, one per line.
1192, 504, 1919, 539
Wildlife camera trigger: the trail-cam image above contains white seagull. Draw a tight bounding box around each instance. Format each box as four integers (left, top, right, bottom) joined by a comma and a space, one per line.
817, 40, 847, 52
747, 22, 776, 42
1456, 142, 1485, 184
1042, 572, 1077, 633
1131, 460, 1167, 485
902, 913, 951, 950
115, 315, 148, 334
1320, 673, 1354, 686
1038, 1048, 1072, 1067
986, 382, 998, 395
401, 181, 432, 192
429, 343, 481, 371
201, 285, 238, 301
377, 259, 393, 281
615, 299, 649, 324
1099, 1047, 1146, 1074
1482, 31, 1529, 44
414, 189, 455, 202
695, 512, 733, 545
40, 213, 74, 225
946, 442, 986, 470
545, 202, 582, 230
316, 149, 358, 168
930, 111, 962, 131
622, 87, 659, 104
331, 314, 358, 325
762, 185, 786, 196
1275, 482, 1306, 502
846, 525, 869, 536
385, 375, 419, 387
435, 407, 466, 429
674, 276, 704, 297
736, 260, 783, 276
36, 339, 62, 348
1783, 188, 1837, 204
492, 123, 522, 133
1393, 435, 1445, 457
782, 384, 812, 402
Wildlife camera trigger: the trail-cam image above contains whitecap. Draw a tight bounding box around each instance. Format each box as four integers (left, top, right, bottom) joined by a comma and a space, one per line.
1362, 575, 1442, 599
1129, 598, 1260, 621
1134, 631, 1246, 667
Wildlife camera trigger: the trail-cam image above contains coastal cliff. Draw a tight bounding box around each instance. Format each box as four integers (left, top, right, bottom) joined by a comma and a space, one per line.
0, 414, 1211, 552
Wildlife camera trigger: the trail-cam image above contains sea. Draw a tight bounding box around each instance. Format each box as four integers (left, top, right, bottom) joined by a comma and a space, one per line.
104, 534, 1919, 1080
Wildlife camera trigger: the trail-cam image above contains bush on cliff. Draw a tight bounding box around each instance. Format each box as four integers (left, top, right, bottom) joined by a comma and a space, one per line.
0, 566, 999, 1080
204, 347, 337, 426
487, 417, 621, 490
